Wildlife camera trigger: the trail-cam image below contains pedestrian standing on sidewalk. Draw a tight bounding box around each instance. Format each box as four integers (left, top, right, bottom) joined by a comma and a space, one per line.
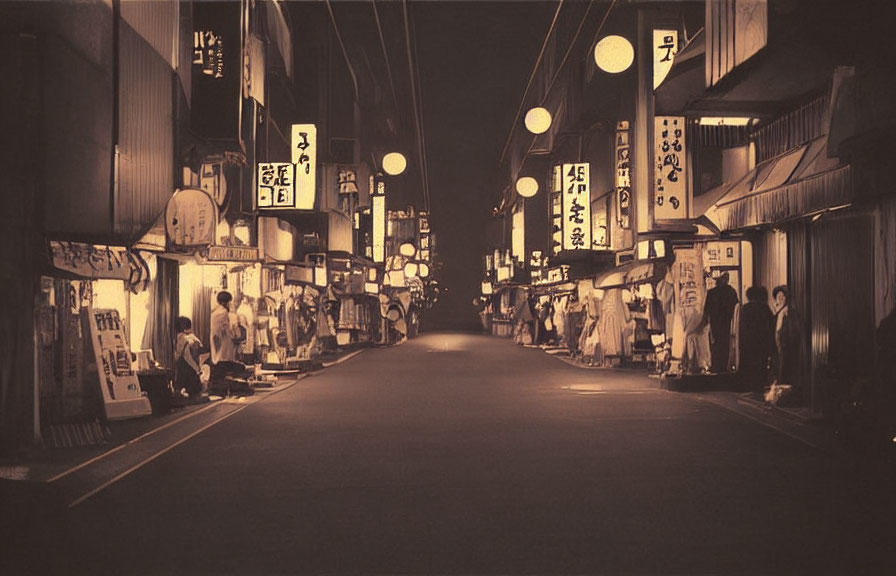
702, 272, 739, 373
773, 285, 798, 387
738, 286, 774, 394
210, 290, 239, 366
174, 316, 204, 397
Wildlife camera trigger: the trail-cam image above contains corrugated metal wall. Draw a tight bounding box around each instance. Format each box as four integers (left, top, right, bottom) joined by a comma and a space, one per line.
120, 0, 177, 66
752, 228, 787, 301
875, 195, 896, 327
116, 21, 175, 238
788, 220, 811, 398
809, 211, 875, 412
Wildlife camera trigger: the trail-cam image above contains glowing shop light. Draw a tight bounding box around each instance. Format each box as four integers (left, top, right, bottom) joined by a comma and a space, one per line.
524, 107, 552, 134
382, 152, 407, 176
399, 242, 417, 257
594, 35, 634, 74
516, 176, 539, 198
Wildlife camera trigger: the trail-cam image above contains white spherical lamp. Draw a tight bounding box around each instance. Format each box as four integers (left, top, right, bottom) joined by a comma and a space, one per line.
382, 152, 407, 176
516, 176, 539, 198
594, 35, 634, 74
524, 107, 552, 134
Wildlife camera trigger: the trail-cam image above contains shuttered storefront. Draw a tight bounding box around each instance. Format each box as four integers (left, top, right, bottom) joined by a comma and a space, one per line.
808, 210, 876, 415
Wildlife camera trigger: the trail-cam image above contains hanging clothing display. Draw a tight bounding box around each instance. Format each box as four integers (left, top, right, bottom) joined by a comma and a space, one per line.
597, 288, 630, 358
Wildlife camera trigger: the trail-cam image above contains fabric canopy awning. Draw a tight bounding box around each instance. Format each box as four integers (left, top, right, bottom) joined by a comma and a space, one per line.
702, 134, 852, 231
594, 260, 667, 290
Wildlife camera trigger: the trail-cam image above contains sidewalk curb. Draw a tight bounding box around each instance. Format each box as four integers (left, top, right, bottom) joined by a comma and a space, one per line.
321, 348, 365, 368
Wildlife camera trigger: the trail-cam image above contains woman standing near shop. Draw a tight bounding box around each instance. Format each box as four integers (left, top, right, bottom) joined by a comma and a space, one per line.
773, 285, 798, 387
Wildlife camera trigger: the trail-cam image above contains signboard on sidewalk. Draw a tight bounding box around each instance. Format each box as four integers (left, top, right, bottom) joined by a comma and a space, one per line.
87, 307, 152, 420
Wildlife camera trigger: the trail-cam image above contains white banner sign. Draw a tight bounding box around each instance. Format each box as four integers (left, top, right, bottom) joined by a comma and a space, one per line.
653, 29, 678, 89
654, 116, 687, 220
291, 124, 317, 210
562, 163, 591, 251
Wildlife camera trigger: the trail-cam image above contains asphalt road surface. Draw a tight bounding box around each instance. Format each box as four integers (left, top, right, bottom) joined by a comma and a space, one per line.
3, 333, 895, 574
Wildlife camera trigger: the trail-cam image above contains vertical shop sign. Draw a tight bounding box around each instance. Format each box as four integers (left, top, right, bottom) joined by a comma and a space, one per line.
654, 116, 687, 220
592, 198, 609, 248
87, 307, 152, 420
551, 165, 563, 254
615, 121, 631, 229
291, 124, 317, 210
256, 162, 295, 208
561, 163, 591, 251
192, 1, 241, 140
653, 29, 678, 89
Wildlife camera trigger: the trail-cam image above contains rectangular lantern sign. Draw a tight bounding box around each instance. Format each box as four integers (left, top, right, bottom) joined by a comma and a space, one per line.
291, 123, 317, 210
654, 116, 687, 220
561, 163, 591, 251
257, 162, 295, 208
615, 121, 631, 229
551, 165, 562, 255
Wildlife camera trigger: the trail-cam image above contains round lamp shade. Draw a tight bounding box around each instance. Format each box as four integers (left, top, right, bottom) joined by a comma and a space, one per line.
382, 152, 407, 175
403, 262, 418, 278
516, 176, 539, 198
418, 263, 430, 278
594, 35, 634, 74
399, 242, 417, 257
524, 107, 552, 134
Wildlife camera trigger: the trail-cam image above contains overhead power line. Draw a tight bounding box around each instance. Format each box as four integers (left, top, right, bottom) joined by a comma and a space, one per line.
402, 0, 430, 213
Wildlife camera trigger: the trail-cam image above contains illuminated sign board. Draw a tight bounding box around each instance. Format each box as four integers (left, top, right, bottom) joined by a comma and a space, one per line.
372, 194, 386, 263
615, 121, 631, 229
256, 162, 295, 209
165, 188, 218, 248
653, 29, 678, 89
291, 124, 317, 210
561, 163, 591, 251
654, 116, 687, 220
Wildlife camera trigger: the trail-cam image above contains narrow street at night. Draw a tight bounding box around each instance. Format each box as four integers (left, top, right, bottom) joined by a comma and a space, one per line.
3, 332, 895, 574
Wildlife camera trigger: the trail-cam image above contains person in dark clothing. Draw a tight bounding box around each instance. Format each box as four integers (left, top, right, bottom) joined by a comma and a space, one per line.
773, 285, 797, 386
738, 286, 774, 393
702, 272, 740, 373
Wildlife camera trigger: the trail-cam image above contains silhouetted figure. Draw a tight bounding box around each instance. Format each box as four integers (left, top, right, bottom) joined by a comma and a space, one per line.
738, 286, 774, 393
702, 273, 739, 373
773, 285, 797, 386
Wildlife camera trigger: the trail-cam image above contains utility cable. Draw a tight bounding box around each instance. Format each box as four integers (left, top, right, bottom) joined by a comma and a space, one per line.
402, 0, 430, 213
499, 0, 564, 166
324, 0, 360, 103
372, 0, 401, 118
408, 4, 431, 212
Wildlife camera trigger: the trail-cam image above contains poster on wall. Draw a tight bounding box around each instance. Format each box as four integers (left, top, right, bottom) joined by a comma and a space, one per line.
654, 116, 688, 220
561, 163, 591, 251
87, 307, 152, 420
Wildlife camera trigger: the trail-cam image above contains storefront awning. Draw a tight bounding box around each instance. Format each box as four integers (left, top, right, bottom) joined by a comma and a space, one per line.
593, 260, 667, 290
702, 134, 852, 231
655, 28, 837, 118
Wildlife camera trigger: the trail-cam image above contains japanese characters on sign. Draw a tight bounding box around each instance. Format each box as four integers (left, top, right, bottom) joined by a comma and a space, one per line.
50, 242, 131, 280
654, 116, 687, 220
550, 165, 563, 255
291, 123, 317, 210
193, 31, 224, 78
88, 307, 152, 419
653, 29, 678, 89
165, 188, 218, 249
615, 121, 631, 229
561, 163, 592, 251
256, 163, 295, 208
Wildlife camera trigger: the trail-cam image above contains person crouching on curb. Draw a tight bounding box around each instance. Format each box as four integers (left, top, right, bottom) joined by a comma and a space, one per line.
174, 316, 205, 398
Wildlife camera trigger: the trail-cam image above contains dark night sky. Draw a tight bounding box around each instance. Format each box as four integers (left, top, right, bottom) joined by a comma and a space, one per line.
411, 1, 557, 330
